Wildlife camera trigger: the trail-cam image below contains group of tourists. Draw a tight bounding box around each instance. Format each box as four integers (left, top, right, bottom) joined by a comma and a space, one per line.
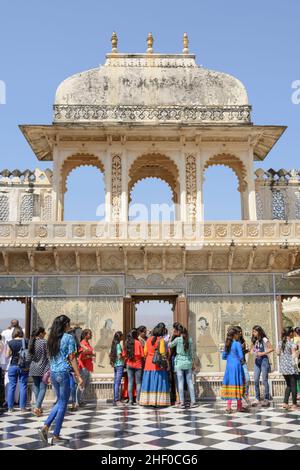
0, 315, 300, 445
221, 325, 300, 412
109, 322, 196, 408
0, 316, 95, 445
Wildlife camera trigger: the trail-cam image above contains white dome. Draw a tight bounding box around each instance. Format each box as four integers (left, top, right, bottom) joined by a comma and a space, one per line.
54, 53, 251, 124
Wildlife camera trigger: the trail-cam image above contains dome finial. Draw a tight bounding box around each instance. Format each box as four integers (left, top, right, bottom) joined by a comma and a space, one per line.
111, 31, 118, 53
182, 32, 189, 54
147, 32, 154, 54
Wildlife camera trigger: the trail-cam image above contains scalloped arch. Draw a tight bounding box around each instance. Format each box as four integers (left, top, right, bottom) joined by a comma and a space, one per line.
128, 153, 179, 203
203, 153, 248, 192
60, 153, 105, 193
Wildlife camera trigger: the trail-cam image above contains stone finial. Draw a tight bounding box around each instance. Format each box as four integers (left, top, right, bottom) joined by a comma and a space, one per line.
111, 32, 118, 53
147, 32, 154, 54
182, 32, 189, 54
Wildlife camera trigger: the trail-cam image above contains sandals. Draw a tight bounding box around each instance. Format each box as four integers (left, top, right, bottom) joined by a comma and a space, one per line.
33, 408, 42, 417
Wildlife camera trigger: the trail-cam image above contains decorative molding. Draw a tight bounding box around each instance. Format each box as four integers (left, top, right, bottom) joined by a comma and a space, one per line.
53, 104, 252, 124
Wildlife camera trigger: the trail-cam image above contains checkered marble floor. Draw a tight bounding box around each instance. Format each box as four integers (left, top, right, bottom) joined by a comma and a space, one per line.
0, 402, 299, 450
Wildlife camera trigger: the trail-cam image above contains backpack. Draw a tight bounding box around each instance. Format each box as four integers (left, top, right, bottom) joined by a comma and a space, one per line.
17, 339, 31, 370
152, 338, 168, 370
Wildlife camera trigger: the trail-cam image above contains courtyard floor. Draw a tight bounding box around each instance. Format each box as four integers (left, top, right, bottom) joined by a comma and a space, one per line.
0, 401, 299, 451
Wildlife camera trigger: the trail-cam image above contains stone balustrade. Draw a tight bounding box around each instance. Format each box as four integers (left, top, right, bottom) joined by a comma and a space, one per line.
0, 220, 299, 246
255, 168, 300, 220
0, 168, 53, 185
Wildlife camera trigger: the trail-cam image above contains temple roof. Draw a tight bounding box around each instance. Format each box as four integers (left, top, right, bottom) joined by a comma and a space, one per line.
53, 51, 251, 125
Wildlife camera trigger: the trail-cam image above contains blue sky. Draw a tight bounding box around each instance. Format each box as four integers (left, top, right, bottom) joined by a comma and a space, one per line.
0, 0, 299, 220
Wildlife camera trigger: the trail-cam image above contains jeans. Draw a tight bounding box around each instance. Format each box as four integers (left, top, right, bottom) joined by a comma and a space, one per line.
283, 374, 298, 405
7, 366, 28, 409
44, 371, 70, 437
254, 357, 270, 400
76, 368, 91, 405
242, 363, 250, 397
69, 372, 77, 404
127, 367, 142, 403
114, 366, 124, 402
176, 369, 196, 404
32, 376, 47, 409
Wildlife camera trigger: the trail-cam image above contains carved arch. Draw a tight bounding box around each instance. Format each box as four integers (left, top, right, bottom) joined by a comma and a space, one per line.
60, 153, 105, 194
203, 153, 248, 192
128, 153, 180, 203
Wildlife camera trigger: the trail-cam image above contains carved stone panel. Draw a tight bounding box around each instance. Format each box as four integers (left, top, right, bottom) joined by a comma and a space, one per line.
101, 252, 124, 272
185, 154, 197, 223
111, 155, 122, 222
147, 252, 163, 270
20, 194, 34, 223
127, 252, 144, 271
41, 194, 52, 221
9, 253, 30, 273
35, 253, 56, 273
0, 195, 9, 221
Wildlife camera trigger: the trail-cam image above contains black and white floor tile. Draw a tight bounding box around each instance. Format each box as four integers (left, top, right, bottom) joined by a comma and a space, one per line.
0, 401, 299, 450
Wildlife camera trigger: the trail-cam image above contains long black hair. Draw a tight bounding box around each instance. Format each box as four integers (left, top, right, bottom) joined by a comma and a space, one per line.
109, 331, 123, 367
28, 327, 45, 355
251, 325, 267, 345
125, 329, 138, 361
225, 327, 239, 353
151, 322, 166, 345
234, 325, 247, 352
81, 329, 92, 341
178, 325, 190, 352
47, 315, 71, 358
281, 326, 294, 352
295, 326, 300, 336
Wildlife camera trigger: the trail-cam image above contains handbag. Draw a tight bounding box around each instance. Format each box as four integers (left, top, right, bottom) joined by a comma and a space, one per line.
152, 338, 168, 370
42, 369, 51, 385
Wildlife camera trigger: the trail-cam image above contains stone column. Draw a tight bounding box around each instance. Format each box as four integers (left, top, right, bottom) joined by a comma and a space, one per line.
245, 147, 257, 220
105, 151, 112, 222
179, 149, 187, 223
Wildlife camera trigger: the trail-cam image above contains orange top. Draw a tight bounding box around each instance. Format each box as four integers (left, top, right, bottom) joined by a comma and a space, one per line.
144, 336, 166, 371
126, 339, 144, 369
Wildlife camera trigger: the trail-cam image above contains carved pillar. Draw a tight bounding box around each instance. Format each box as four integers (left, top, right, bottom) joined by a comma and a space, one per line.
121, 150, 128, 222
185, 154, 197, 224
111, 154, 122, 222
179, 149, 187, 223
196, 146, 203, 222
245, 148, 257, 220
105, 151, 112, 222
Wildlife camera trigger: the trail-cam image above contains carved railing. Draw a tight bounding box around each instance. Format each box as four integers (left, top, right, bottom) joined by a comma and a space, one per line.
255, 169, 300, 220
53, 104, 252, 124
0, 169, 54, 223
0, 221, 299, 245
